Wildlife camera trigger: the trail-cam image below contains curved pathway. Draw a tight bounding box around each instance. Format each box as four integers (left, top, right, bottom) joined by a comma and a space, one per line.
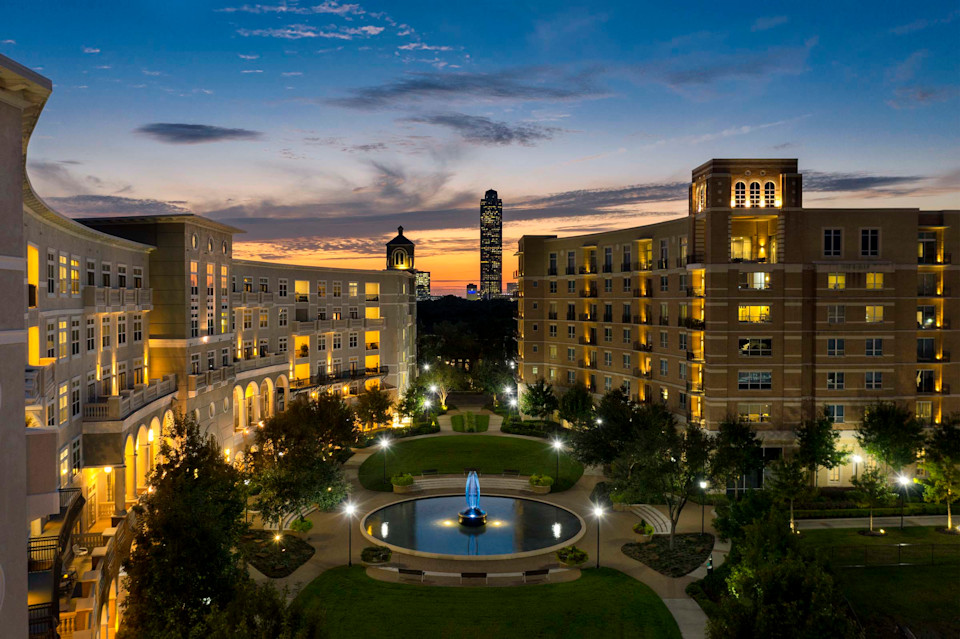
251, 410, 710, 639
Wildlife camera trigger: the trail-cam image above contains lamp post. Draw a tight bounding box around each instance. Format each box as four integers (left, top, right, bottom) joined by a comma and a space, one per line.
380, 438, 391, 483
897, 475, 910, 531
344, 502, 356, 566
699, 480, 708, 536
593, 505, 605, 569
552, 439, 564, 484
852, 454, 862, 479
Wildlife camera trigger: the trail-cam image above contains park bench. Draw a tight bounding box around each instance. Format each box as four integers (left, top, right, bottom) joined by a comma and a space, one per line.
502, 469, 520, 477
460, 572, 488, 584
421, 469, 438, 476
522, 569, 550, 584
398, 568, 425, 583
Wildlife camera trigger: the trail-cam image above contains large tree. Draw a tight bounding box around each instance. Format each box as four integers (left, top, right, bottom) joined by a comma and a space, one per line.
796, 412, 848, 488
420, 362, 462, 410
856, 401, 924, 473
558, 383, 594, 428
121, 412, 247, 637
519, 378, 558, 420
355, 387, 393, 430
850, 467, 897, 533
568, 387, 639, 467
612, 405, 714, 550
395, 379, 428, 418
470, 359, 515, 406
920, 417, 960, 530
246, 394, 355, 527
713, 416, 764, 498
767, 458, 811, 534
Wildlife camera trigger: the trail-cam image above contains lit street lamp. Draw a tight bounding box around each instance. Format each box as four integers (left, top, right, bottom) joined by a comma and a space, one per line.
552, 439, 564, 484
852, 454, 862, 479
423, 363, 431, 372
699, 480, 708, 536
380, 438, 391, 483
429, 385, 438, 394
897, 475, 910, 531
509, 397, 518, 409
593, 505, 605, 569
344, 502, 357, 566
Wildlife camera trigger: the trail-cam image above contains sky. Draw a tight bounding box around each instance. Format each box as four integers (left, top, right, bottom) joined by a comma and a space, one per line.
4, 1, 960, 295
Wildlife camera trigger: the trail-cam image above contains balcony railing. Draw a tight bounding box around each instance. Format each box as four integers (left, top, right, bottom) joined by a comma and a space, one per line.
82, 286, 152, 310
547, 267, 558, 276
579, 288, 598, 298
579, 359, 597, 370
634, 341, 653, 352
686, 350, 704, 362
918, 286, 950, 297
547, 312, 558, 320
291, 366, 389, 390
686, 286, 705, 297
83, 374, 177, 420
633, 368, 652, 379
686, 381, 704, 393
602, 264, 613, 273
231, 291, 276, 306
917, 384, 950, 395
658, 316, 670, 326
565, 266, 576, 275
578, 313, 593, 321
657, 259, 668, 270
603, 314, 613, 323
918, 253, 952, 265
365, 293, 380, 302
366, 342, 380, 350
566, 312, 577, 321
681, 317, 706, 330
620, 262, 632, 272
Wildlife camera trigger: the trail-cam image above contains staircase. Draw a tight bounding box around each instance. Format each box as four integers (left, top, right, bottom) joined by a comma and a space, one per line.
630, 504, 671, 534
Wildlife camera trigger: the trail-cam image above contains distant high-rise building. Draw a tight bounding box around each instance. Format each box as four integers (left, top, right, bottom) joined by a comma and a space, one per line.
506, 282, 518, 299
415, 270, 431, 300
480, 189, 502, 299
466, 283, 479, 301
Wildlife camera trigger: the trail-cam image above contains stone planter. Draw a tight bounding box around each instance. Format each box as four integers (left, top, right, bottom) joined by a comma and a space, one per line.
635, 533, 654, 544
392, 483, 415, 494
559, 560, 586, 569
362, 559, 389, 568
529, 484, 551, 495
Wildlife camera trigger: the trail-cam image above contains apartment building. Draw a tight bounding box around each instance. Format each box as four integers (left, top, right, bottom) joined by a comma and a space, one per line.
518, 158, 957, 486
1, 54, 416, 639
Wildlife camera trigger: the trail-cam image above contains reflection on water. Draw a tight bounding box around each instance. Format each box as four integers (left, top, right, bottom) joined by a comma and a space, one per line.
365, 496, 581, 556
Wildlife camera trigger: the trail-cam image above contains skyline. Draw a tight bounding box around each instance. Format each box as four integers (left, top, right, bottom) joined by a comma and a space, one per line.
4, 1, 960, 295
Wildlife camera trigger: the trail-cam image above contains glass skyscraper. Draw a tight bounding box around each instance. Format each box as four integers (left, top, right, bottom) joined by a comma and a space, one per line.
480, 189, 502, 298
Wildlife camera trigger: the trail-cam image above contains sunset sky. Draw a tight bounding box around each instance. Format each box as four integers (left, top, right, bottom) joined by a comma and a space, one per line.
5, 1, 959, 295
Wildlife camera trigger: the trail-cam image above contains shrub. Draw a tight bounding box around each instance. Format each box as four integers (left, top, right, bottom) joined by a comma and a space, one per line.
289, 517, 313, 534
500, 419, 563, 438
529, 473, 555, 487
632, 519, 654, 535
556, 545, 588, 565
357, 421, 440, 447
391, 472, 414, 487
360, 546, 392, 563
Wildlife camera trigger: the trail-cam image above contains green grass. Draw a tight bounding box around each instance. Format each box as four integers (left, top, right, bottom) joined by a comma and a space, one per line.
293, 566, 681, 639
799, 526, 960, 567
450, 413, 490, 432
798, 525, 960, 549
359, 435, 583, 491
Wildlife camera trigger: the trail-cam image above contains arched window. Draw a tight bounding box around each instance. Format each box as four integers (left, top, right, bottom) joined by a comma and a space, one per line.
734, 182, 746, 207
393, 250, 405, 266
764, 182, 776, 207
749, 182, 760, 207
697, 184, 706, 212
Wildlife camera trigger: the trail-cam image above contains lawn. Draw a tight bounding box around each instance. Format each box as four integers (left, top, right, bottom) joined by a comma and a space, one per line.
293, 566, 681, 639
359, 435, 584, 491
799, 525, 960, 566
450, 413, 490, 432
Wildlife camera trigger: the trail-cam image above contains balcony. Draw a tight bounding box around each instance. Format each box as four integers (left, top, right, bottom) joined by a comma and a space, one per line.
633, 368, 652, 379
235, 352, 287, 373
365, 293, 380, 303
620, 262, 632, 272
603, 314, 613, 323
366, 342, 380, 351
579, 263, 597, 275
686, 286, 705, 297
634, 341, 653, 352
686, 350, 704, 362
82, 374, 177, 421
291, 366, 388, 390
295, 293, 310, 303
681, 317, 705, 330
918, 253, 952, 265
602, 263, 613, 273
636, 315, 652, 325
547, 267, 558, 276
28, 488, 84, 639
566, 312, 577, 321
578, 336, 594, 345
293, 320, 317, 334
547, 311, 558, 320
621, 315, 632, 324
231, 291, 275, 306
918, 286, 950, 297
686, 380, 704, 393
917, 383, 950, 395
632, 289, 652, 298
579, 359, 597, 370
565, 266, 576, 275
578, 313, 593, 321
82, 286, 152, 310
296, 346, 311, 359
657, 259, 668, 270
686, 254, 705, 265
579, 288, 598, 298
658, 316, 670, 326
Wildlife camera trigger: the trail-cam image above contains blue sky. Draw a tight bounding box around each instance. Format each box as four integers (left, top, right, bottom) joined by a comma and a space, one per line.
4, 1, 959, 293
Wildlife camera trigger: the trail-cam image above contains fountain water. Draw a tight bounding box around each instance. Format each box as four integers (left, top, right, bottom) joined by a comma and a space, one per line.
458, 471, 487, 526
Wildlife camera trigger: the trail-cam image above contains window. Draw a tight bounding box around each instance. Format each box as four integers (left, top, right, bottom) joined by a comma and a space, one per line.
117, 264, 126, 288
678, 332, 688, 351
623, 278, 632, 292
567, 347, 576, 362
623, 353, 631, 369
865, 372, 883, 390
825, 405, 844, 423
823, 229, 842, 257
319, 334, 327, 351
47, 251, 56, 294
827, 273, 845, 290
865, 338, 883, 357
242, 276, 252, 293
623, 328, 632, 344
278, 337, 288, 353
738, 305, 771, 323
734, 181, 746, 207
660, 276, 668, 292
738, 403, 771, 423
865, 305, 883, 323
57, 319, 67, 359
678, 362, 687, 380
349, 333, 358, 348
549, 281, 557, 293
548, 345, 557, 360
567, 370, 576, 384
332, 281, 342, 297
71, 437, 81, 475
222, 348, 230, 366
764, 182, 776, 206
604, 351, 612, 367
916, 369, 935, 393
604, 327, 612, 343
567, 325, 576, 339
101, 317, 111, 348
659, 359, 668, 377
278, 308, 288, 327
86, 319, 95, 351
918, 337, 936, 361
604, 376, 612, 391
829, 466, 840, 483
190, 261, 198, 296
737, 371, 772, 390
70, 258, 80, 294
133, 266, 143, 288
660, 331, 668, 348
59, 383, 68, 424
549, 324, 557, 337
866, 272, 883, 290
826, 372, 845, 390
917, 305, 936, 329
827, 338, 844, 356
738, 338, 772, 357
333, 333, 342, 350
348, 282, 358, 297
70, 319, 80, 356
259, 309, 269, 328
279, 279, 288, 297
59, 255, 68, 294
117, 315, 126, 345
749, 182, 760, 207
861, 229, 879, 257
916, 401, 932, 423
604, 278, 612, 293
71, 380, 81, 417
827, 305, 845, 324
86, 260, 96, 286
567, 280, 576, 293
242, 309, 252, 329
259, 277, 269, 293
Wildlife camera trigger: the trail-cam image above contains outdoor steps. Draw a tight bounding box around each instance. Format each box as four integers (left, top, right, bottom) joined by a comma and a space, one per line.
630, 504, 672, 534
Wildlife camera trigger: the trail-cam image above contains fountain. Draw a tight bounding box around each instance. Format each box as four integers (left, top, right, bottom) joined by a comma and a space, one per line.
458, 471, 487, 526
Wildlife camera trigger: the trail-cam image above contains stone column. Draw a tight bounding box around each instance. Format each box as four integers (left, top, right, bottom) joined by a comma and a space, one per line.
113, 465, 126, 516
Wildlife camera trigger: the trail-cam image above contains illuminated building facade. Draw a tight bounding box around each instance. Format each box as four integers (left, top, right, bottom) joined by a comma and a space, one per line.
480, 189, 503, 299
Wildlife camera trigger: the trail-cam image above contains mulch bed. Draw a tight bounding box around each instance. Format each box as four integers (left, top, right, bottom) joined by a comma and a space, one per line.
240, 529, 316, 578
621, 533, 714, 577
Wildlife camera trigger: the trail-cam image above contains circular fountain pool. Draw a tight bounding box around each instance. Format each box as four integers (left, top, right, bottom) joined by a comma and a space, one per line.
360, 495, 585, 560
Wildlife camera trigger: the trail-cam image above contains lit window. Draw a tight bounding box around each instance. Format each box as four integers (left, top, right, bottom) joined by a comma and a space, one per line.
865, 305, 883, 323
827, 273, 845, 290
734, 181, 746, 207
763, 182, 776, 206
737, 403, 771, 423
737, 371, 772, 390
738, 338, 772, 357
866, 273, 883, 290
738, 305, 771, 323
749, 182, 760, 207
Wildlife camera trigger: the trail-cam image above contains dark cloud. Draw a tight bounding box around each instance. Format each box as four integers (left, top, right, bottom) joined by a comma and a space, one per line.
134, 123, 263, 144
403, 113, 561, 146
28, 161, 92, 193
518, 182, 687, 211
343, 142, 388, 153
803, 171, 922, 193
772, 142, 796, 150
50, 195, 192, 217
324, 67, 607, 110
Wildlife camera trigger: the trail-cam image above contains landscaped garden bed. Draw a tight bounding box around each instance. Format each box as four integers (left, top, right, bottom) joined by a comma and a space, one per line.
622, 533, 714, 577
240, 529, 316, 578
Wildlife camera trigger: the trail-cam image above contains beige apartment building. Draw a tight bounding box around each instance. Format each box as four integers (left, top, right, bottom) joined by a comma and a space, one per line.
0, 54, 416, 639
518, 158, 957, 486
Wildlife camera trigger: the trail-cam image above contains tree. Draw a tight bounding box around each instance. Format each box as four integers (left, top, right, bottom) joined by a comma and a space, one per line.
796, 412, 848, 488
519, 378, 558, 420
713, 416, 764, 498
355, 388, 393, 429
396, 380, 428, 418
246, 394, 355, 527
121, 412, 247, 637
420, 363, 461, 410
558, 383, 594, 428
196, 580, 325, 639
850, 467, 896, 532
767, 458, 811, 534
470, 359, 514, 406
568, 387, 639, 467
856, 401, 924, 473
920, 417, 960, 530
612, 407, 714, 550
